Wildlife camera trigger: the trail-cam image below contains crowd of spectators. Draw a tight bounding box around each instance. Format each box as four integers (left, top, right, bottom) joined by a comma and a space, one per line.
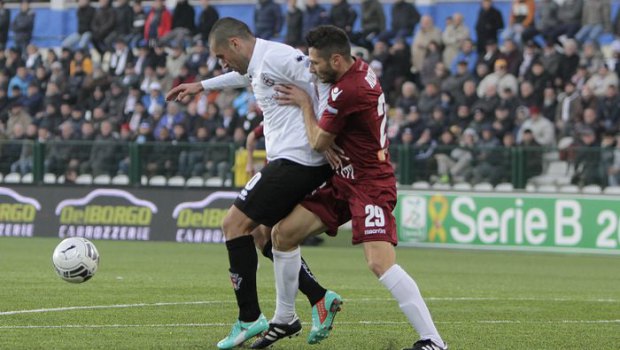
1, 0, 620, 188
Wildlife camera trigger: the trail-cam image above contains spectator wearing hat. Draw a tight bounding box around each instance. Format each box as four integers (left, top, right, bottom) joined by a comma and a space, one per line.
91, 0, 116, 55
63, 0, 95, 51
477, 39, 500, 71
0, 0, 10, 50
555, 80, 582, 138
11, 0, 35, 56
475, 0, 504, 53
518, 106, 555, 146
575, 0, 611, 45
519, 128, 543, 180
197, 0, 219, 43
477, 59, 518, 98
142, 81, 165, 115
411, 15, 442, 73
540, 43, 561, 79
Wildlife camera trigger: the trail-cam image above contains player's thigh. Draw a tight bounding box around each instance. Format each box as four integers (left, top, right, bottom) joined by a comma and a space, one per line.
272, 205, 327, 251
222, 204, 259, 240
362, 241, 396, 278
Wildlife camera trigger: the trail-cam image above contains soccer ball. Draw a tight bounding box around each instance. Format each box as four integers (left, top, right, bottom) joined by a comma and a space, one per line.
52, 237, 100, 283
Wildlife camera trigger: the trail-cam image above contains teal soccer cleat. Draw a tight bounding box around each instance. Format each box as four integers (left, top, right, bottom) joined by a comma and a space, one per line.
216, 314, 269, 349
307, 290, 343, 344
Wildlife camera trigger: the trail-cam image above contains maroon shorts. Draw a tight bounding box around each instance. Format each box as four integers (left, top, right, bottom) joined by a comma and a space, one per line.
301, 181, 398, 245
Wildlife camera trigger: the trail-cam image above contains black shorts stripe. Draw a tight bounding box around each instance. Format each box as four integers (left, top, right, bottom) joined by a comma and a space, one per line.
234, 159, 333, 227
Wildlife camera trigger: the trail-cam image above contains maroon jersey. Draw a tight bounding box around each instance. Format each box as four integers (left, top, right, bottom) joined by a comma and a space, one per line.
318, 58, 395, 187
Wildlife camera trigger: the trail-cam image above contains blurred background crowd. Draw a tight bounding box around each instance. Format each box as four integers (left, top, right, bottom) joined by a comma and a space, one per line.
1, 0, 620, 188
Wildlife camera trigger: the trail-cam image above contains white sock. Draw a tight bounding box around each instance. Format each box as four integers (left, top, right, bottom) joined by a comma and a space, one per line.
379, 264, 445, 348
272, 247, 301, 324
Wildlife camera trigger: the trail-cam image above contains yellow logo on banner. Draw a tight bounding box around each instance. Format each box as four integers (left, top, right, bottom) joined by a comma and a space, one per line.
428, 195, 449, 242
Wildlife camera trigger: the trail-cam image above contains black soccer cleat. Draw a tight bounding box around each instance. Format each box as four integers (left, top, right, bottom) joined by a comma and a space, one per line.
250, 316, 302, 349
403, 339, 448, 350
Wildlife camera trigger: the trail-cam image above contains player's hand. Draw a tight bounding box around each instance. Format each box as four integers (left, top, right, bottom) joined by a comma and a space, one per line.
166, 82, 204, 101
324, 144, 349, 170
246, 159, 255, 176
274, 84, 312, 108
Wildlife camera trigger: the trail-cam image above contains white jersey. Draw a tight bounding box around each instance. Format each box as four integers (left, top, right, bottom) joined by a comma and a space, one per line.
201, 38, 329, 166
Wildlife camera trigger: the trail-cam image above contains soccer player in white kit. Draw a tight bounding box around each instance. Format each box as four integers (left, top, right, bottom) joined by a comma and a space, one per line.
166, 18, 342, 349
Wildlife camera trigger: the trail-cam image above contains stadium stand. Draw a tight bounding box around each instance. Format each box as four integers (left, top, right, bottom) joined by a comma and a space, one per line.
0, 0, 619, 193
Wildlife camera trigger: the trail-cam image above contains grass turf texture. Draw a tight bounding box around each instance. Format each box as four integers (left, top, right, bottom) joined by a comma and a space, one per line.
1, 235, 619, 349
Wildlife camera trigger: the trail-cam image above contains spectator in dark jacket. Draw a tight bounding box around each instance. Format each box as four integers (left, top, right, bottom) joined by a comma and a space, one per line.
548, 0, 582, 44
0, 0, 9, 49
360, 0, 385, 41
285, 0, 303, 47
197, 0, 219, 43
378, 0, 420, 43
330, 0, 357, 37
254, 0, 282, 40
475, 0, 504, 53
127, 0, 146, 48
62, 0, 96, 50
113, 0, 134, 41
11, 0, 35, 55
91, 0, 116, 55
302, 0, 328, 38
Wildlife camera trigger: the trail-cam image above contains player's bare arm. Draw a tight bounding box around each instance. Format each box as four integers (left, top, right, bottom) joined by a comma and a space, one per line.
274, 84, 336, 153
165, 82, 204, 101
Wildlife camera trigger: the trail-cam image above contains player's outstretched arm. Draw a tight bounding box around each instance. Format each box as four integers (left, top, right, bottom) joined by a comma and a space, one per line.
275, 84, 336, 153
166, 72, 252, 101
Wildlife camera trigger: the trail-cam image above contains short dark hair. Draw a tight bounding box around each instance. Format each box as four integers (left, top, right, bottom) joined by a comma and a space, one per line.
306, 25, 351, 60
209, 18, 254, 48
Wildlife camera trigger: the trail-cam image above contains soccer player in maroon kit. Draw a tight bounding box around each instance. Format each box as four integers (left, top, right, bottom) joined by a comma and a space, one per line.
252, 25, 447, 350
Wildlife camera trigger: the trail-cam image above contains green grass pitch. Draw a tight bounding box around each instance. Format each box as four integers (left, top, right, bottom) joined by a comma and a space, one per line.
1, 235, 619, 349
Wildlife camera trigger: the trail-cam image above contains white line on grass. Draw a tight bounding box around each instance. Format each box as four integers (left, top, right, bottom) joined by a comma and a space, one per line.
2, 320, 620, 330
1, 297, 618, 316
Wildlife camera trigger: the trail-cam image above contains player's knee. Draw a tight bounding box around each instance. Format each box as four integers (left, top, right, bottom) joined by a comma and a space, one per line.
366, 258, 391, 278
271, 222, 294, 251
221, 211, 248, 240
